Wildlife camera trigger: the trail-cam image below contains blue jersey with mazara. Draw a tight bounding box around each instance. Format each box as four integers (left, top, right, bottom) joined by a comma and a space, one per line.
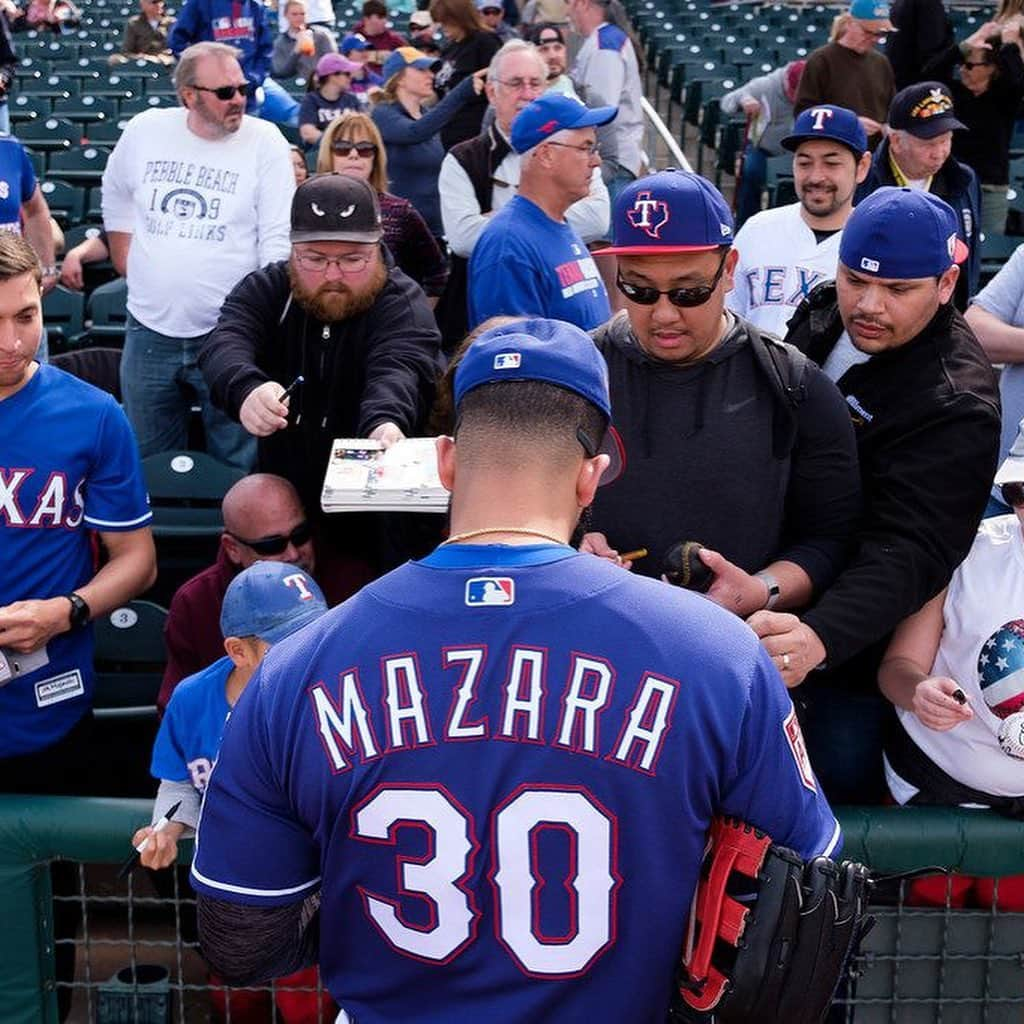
192, 544, 839, 1024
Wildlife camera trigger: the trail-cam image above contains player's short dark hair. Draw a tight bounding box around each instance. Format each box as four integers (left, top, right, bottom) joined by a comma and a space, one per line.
456, 380, 608, 469
362, 0, 387, 16
0, 233, 42, 288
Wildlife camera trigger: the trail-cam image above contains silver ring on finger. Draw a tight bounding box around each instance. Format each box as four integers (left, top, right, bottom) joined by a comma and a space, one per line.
782, 652, 790, 670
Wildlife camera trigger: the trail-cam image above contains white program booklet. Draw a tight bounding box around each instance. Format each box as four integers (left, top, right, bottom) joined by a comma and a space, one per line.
320, 438, 449, 513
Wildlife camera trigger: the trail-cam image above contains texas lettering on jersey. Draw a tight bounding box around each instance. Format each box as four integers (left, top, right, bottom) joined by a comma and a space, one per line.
309, 647, 678, 777
0, 469, 85, 528
741, 265, 828, 310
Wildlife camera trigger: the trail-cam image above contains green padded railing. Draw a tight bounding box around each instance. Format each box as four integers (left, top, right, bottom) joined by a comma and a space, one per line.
2, 797, 1024, 1023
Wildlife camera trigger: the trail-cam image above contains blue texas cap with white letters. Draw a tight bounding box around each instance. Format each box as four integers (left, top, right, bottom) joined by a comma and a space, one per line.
781, 104, 867, 157
839, 186, 968, 279
220, 561, 328, 644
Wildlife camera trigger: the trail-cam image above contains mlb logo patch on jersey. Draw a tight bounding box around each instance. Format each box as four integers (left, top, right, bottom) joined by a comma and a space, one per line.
465, 577, 515, 606
493, 352, 522, 370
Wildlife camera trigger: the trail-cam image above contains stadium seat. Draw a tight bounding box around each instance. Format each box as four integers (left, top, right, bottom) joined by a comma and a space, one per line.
118, 93, 172, 116
9, 93, 51, 124
51, 345, 122, 399
86, 276, 128, 345
142, 450, 246, 541
39, 178, 86, 228
42, 285, 86, 352
17, 116, 80, 153
86, 117, 129, 144
19, 76, 72, 103
53, 94, 118, 124
92, 599, 168, 719
48, 145, 110, 186
980, 232, 1020, 285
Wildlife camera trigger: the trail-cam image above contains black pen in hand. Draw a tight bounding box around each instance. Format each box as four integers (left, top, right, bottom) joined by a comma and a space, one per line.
118, 800, 182, 880
279, 374, 304, 404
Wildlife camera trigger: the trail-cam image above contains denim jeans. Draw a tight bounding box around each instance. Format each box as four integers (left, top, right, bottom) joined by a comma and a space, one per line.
601, 160, 638, 206
735, 145, 769, 229
120, 313, 255, 470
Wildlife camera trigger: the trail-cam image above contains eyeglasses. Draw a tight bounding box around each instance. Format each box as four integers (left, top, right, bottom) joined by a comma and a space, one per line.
545, 139, 599, 157
192, 82, 252, 100
226, 520, 313, 556
294, 250, 375, 274
496, 76, 546, 92
332, 139, 377, 157
1002, 481, 1024, 507
616, 250, 730, 308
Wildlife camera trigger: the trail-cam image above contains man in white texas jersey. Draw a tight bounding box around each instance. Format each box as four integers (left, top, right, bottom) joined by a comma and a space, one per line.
729, 104, 871, 338
190, 316, 839, 1024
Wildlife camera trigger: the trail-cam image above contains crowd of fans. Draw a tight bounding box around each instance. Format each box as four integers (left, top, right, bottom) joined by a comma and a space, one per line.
4, 0, 1024, 1017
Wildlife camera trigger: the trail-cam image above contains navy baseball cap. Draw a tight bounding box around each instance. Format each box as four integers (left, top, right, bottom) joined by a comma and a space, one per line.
889, 82, 966, 139
381, 45, 441, 81
220, 561, 328, 643
602, 168, 734, 256
840, 187, 968, 279
781, 104, 867, 158
453, 317, 625, 484
340, 32, 370, 53
510, 93, 617, 155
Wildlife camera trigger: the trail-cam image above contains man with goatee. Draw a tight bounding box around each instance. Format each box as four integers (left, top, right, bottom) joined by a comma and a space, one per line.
200, 173, 443, 569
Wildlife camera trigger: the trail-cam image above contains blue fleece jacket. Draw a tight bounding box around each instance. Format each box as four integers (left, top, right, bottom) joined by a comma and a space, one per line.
169, 0, 274, 93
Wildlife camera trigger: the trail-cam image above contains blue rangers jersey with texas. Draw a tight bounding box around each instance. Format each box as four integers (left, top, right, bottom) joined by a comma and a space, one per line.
0, 365, 151, 756
192, 544, 839, 1024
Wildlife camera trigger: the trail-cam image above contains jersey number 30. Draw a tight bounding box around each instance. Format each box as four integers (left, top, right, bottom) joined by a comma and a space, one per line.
352, 783, 619, 977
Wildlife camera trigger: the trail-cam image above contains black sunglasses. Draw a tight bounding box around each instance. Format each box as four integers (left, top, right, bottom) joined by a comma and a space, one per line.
1002, 481, 1024, 507
616, 250, 730, 308
332, 139, 377, 156
193, 82, 252, 100
226, 520, 313, 556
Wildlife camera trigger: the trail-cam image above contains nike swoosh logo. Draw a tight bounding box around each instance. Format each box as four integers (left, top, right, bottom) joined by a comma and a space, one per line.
723, 396, 756, 414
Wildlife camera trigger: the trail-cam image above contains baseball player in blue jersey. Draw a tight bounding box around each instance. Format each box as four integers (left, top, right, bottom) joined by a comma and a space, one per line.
191, 317, 840, 1023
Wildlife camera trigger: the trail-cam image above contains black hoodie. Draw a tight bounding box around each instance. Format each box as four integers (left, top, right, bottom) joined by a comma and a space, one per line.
590, 311, 861, 592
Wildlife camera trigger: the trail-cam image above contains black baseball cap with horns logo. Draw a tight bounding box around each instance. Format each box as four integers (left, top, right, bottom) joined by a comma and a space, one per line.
290, 173, 384, 245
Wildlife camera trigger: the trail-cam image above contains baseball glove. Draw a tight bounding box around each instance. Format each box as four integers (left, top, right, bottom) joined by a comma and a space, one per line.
671, 817, 874, 1024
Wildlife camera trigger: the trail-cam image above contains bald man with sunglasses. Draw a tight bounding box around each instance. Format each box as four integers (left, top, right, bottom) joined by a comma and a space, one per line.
582, 170, 861, 625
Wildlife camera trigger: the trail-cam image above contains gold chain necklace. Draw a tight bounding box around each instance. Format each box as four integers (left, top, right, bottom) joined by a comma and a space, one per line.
442, 526, 568, 546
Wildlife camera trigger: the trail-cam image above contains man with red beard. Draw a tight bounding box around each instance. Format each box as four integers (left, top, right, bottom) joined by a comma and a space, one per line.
199, 173, 443, 569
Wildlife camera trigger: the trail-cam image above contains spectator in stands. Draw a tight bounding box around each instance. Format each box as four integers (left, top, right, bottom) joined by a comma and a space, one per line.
351, 0, 407, 74
429, 0, 501, 150
720, 59, 806, 227
525, 23, 576, 98
198, 175, 443, 564
289, 144, 308, 184
438, 39, 608, 345
521, 0, 568, 27
112, 0, 174, 65
467, 93, 614, 330
795, 0, 896, 145
582, 170, 860, 617
0, 133, 59, 296
13, 0, 81, 32
159, 473, 317, 707
0, 234, 156, 1021
271, 0, 337, 84
855, 81, 981, 309
476, 0, 513, 42
922, 20, 1024, 238
277, 0, 333, 31
879, 423, 1024, 849
102, 41, 294, 467
169, 0, 298, 125
753, 188, 1001, 803
965, 241, 1024, 516
298, 52, 362, 147
339, 33, 385, 95
886, 0, 953, 90
140, 561, 336, 1024
371, 46, 486, 238
58, 229, 109, 291
408, 8, 435, 47
729, 105, 871, 339
317, 111, 448, 302
0, 11, 16, 135
567, 0, 644, 200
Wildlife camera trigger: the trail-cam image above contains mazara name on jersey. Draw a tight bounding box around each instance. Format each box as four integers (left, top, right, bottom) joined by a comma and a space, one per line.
309, 646, 679, 777
0, 469, 84, 527
741, 265, 828, 310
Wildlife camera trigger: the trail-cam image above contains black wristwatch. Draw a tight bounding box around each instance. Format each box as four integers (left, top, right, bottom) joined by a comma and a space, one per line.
64, 592, 91, 630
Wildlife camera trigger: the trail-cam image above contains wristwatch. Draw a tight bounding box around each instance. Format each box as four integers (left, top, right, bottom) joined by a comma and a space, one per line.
754, 571, 781, 610
64, 592, 91, 630
41, 264, 58, 278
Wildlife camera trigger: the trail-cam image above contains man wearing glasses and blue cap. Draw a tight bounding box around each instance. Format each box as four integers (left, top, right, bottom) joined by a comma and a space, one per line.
582, 168, 861, 632
754, 186, 1001, 803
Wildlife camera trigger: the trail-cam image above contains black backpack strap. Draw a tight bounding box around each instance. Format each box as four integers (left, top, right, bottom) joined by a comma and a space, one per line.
748, 329, 809, 458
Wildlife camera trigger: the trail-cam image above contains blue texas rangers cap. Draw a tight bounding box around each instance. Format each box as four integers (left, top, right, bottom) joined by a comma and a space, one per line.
839, 187, 968, 279
510, 93, 617, 154
781, 104, 867, 157
602, 168, 734, 256
220, 561, 328, 644
340, 32, 370, 53
849, 0, 894, 26
454, 317, 625, 484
